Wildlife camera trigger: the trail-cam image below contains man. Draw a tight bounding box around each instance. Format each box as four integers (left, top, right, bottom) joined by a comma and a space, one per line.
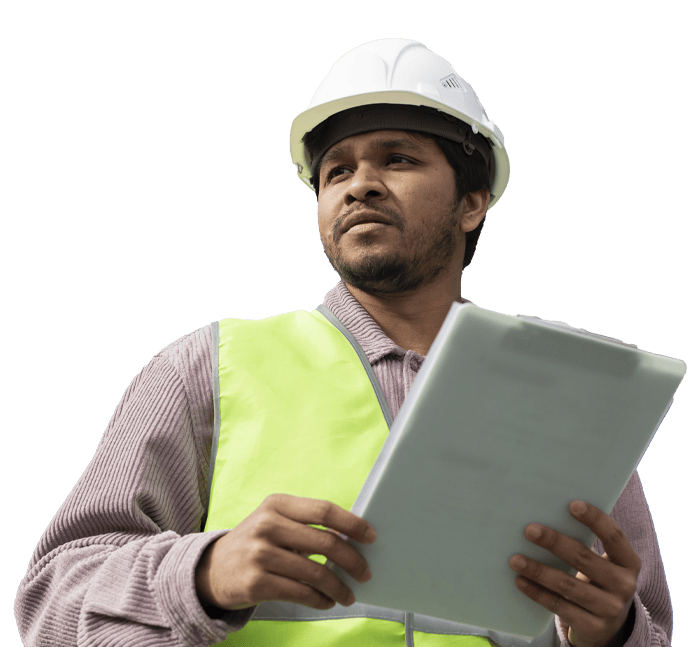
15, 39, 671, 647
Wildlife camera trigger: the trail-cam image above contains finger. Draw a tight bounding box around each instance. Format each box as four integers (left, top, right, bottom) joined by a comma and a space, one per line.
277, 520, 372, 583
513, 573, 633, 646
509, 554, 621, 617
245, 569, 340, 611
523, 522, 613, 585
523, 521, 636, 593
265, 494, 377, 544
568, 501, 641, 573
513, 575, 598, 630
264, 547, 356, 607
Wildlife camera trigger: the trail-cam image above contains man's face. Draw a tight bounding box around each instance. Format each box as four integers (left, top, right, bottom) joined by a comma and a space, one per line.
317, 129, 464, 295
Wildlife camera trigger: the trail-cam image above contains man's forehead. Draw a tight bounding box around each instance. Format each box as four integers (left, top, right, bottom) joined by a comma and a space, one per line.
321, 130, 431, 165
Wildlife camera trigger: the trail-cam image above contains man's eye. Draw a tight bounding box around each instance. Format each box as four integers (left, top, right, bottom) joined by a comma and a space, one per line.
325, 156, 411, 183
327, 166, 350, 181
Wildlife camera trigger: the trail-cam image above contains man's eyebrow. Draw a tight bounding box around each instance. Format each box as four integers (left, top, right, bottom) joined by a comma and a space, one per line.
320, 137, 424, 167
320, 144, 347, 167
373, 138, 423, 152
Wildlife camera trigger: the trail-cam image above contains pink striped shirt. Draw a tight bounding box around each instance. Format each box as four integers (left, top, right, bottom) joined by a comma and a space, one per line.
15, 282, 672, 646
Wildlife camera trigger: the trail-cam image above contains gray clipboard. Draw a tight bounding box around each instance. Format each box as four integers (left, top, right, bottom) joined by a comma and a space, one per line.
331, 302, 686, 638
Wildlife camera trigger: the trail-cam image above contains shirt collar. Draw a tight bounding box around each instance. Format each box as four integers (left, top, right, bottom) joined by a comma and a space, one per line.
323, 281, 405, 365
322, 280, 475, 365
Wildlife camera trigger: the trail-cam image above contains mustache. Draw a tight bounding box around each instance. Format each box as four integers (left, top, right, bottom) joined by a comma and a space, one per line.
333, 201, 403, 242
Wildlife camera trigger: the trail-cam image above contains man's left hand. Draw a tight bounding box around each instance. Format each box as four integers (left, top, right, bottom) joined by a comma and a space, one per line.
510, 500, 641, 647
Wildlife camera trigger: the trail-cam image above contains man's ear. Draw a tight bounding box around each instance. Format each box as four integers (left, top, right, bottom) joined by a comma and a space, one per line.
459, 189, 491, 233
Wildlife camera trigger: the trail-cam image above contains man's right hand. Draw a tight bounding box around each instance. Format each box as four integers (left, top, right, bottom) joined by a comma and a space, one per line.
194, 493, 376, 611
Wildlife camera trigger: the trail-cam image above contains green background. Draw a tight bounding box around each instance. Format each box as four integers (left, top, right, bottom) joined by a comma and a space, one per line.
0, 1, 690, 645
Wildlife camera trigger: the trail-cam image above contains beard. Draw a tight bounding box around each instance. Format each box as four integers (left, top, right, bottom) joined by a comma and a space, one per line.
321, 199, 462, 295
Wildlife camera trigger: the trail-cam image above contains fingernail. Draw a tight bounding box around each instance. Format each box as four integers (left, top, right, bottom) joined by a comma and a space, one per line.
346, 592, 355, 605
362, 568, 372, 582
571, 500, 587, 515
526, 524, 542, 540
511, 556, 527, 570
364, 527, 377, 543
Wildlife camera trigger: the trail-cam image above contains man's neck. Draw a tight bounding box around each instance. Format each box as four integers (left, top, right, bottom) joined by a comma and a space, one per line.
344, 275, 463, 356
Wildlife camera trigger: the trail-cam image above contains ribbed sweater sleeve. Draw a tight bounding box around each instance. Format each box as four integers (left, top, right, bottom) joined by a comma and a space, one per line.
14, 326, 252, 646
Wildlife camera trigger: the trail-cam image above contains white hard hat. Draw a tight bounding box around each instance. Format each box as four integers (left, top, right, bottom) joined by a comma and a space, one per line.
290, 38, 509, 209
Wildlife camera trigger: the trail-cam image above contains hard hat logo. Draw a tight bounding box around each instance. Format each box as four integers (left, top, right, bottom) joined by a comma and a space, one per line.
290, 39, 509, 209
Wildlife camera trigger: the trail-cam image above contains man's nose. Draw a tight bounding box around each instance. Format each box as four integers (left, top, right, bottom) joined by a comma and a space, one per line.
345, 165, 388, 205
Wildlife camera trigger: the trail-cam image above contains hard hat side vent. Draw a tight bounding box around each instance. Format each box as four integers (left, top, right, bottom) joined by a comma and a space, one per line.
440, 74, 465, 90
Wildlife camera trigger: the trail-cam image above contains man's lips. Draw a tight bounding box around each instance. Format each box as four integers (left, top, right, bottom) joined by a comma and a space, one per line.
347, 222, 388, 234
340, 210, 396, 235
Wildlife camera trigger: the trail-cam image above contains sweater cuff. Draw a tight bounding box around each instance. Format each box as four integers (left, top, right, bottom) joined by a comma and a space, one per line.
623, 593, 653, 647
155, 530, 255, 645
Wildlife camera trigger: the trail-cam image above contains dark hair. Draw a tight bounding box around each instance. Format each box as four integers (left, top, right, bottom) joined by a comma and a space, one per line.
306, 128, 491, 269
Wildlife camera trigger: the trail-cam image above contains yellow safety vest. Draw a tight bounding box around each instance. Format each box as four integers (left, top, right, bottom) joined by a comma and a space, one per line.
204, 306, 557, 647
